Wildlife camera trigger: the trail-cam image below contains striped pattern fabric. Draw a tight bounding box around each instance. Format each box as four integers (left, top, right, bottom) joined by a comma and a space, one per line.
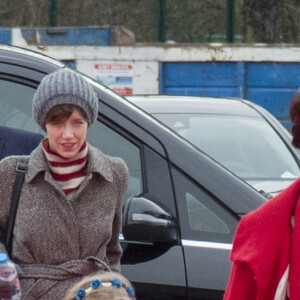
42, 139, 87, 194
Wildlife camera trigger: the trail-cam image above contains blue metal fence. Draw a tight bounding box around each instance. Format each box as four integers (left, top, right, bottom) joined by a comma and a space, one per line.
0, 26, 113, 46
160, 61, 300, 129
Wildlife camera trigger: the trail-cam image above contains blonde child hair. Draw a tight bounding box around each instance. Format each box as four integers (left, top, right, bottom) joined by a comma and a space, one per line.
64, 271, 135, 300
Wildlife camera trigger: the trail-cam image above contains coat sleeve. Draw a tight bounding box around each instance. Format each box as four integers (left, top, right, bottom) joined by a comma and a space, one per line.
223, 261, 257, 300
106, 201, 123, 272
106, 158, 129, 272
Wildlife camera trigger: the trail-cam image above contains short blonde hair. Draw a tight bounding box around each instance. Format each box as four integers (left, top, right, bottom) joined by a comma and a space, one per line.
64, 271, 135, 300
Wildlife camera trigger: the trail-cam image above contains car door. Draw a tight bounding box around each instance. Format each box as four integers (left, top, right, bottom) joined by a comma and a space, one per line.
87, 112, 187, 299
0, 62, 187, 299
171, 166, 238, 299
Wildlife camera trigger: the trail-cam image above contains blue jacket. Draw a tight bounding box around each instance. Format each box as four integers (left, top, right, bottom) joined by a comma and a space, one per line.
0, 126, 43, 160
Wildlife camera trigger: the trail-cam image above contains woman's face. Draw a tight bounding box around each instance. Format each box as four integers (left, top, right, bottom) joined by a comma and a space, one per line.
45, 109, 88, 159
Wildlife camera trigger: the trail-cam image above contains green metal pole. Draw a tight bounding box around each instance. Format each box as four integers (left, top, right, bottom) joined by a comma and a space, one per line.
49, 0, 57, 27
158, 0, 166, 42
226, 0, 235, 43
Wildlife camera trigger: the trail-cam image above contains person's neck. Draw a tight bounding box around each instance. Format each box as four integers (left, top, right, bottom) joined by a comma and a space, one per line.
42, 139, 88, 194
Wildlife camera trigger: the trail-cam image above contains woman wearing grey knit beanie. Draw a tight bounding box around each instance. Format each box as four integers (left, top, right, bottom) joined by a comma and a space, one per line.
0, 68, 129, 299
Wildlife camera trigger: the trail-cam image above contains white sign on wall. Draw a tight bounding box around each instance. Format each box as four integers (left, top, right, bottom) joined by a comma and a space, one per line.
76, 59, 159, 95
94, 63, 133, 95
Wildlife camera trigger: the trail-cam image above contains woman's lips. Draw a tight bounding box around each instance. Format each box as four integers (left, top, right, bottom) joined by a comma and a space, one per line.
61, 143, 76, 151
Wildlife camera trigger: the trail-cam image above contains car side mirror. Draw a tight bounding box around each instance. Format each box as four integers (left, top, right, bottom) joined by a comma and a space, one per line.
122, 196, 179, 244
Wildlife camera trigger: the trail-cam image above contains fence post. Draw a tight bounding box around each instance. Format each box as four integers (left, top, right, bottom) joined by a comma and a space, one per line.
226, 0, 235, 43
158, 0, 166, 42
49, 0, 57, 27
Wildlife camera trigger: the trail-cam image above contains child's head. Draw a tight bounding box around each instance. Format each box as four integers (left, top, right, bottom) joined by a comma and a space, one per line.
64, 271, 135, 300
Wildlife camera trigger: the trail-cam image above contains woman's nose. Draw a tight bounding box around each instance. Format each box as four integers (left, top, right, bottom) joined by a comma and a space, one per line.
62, 125, 74, 138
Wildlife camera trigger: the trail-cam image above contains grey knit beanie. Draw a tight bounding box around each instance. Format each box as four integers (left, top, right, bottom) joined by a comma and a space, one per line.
33, 68, 98, 130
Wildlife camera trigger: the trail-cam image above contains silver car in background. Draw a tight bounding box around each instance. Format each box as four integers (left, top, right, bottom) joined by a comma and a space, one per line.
126, 95, 300, 197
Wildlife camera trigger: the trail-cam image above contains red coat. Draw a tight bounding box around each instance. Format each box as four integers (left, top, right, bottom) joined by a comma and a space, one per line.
224, 178, 300, 300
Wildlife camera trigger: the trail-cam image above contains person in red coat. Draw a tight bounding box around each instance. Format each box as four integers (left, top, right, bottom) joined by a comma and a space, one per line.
224, 90, 300, 300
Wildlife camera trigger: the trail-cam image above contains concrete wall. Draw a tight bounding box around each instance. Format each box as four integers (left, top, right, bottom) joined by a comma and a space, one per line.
22, 44, 300, 95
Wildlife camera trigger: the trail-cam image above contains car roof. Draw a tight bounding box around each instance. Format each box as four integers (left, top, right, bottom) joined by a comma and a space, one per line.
125, 94, 261, 117
0, 43, 64, 73
0, 44, 63, 65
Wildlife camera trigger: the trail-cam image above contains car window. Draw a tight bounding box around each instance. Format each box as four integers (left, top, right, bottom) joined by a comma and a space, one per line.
172, 167, 238, 243
186, 192, 229, 233
156, 113, 300, 195
0, 78, 143, 201
0, 79, 42, 134
87, 121, 143, 200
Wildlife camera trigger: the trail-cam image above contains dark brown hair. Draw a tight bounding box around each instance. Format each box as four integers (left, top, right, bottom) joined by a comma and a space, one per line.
44, 104, 89, 126
290, 91, 300, 148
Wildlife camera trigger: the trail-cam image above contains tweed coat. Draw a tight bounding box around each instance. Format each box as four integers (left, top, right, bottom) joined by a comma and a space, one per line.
0, 143, 129, 299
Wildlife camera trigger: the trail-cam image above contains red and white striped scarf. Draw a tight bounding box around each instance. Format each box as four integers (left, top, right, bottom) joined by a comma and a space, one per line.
42, 139, 88, 194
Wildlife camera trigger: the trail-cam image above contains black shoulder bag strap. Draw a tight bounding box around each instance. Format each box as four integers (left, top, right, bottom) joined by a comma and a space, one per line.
5, 156, 29, 257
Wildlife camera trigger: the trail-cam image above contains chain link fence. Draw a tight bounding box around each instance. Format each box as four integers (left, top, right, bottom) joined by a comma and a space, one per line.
0, 0, 299, 43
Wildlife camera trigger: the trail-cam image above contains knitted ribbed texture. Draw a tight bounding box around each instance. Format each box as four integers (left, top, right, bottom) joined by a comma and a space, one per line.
42, 139, 88, 194
32, 68, 99, 130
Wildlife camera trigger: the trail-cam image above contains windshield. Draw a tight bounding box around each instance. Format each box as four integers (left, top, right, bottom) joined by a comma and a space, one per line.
153, 113, 300, 194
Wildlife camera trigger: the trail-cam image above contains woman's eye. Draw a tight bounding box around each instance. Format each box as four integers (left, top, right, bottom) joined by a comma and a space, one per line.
73, 119, 86, 125
75, 121, 84, 125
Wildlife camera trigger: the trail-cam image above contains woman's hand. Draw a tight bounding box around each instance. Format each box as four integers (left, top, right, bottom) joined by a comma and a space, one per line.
0, 279, 16, 297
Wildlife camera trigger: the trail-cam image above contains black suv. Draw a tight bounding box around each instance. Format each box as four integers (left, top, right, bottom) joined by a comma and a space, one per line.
0, 44, 268, 299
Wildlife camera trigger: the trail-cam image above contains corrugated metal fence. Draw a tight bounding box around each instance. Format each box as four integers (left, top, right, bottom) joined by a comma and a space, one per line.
160, 61, 300, 128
